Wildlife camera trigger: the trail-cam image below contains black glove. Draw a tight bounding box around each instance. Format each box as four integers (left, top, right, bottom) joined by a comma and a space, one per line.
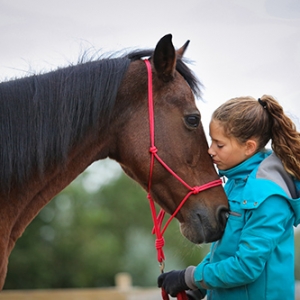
157, 270, 189, 297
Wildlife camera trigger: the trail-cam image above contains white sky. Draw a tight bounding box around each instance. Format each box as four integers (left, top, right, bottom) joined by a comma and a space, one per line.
1, 0, 300, 187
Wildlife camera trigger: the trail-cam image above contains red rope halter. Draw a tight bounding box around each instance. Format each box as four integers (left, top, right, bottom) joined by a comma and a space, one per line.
143, 59, 222, 300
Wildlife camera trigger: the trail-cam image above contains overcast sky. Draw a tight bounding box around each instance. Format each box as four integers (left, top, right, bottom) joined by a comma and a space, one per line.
1, 0, 299, 124
1, 0, 300, 187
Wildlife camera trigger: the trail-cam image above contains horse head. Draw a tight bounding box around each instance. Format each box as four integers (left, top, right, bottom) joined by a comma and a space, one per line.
110, 34, 228, 244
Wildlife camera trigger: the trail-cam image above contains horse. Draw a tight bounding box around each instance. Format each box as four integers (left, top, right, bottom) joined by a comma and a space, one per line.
0, 34, 228, 289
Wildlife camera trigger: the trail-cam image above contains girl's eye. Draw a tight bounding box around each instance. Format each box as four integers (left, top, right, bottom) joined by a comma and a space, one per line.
217, 144, 224, 149
184, 114, 200, 128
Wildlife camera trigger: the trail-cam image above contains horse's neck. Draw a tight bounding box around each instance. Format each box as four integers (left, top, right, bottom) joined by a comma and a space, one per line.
0, 60, 128, 289
0, 59, 128, 263
0, 131, 109, 265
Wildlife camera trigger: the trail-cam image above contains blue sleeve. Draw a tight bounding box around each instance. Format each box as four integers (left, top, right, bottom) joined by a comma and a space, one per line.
194, 195, 293, 289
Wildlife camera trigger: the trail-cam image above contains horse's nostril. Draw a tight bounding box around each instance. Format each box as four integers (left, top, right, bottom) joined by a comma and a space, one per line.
217, 206, 229, 229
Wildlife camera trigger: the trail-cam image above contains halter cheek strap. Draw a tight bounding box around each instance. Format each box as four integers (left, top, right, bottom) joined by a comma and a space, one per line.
143, 59, 222, 300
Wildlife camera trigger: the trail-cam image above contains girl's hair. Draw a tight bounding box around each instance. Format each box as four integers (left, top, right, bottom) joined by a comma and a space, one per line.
212, 95, 300, 180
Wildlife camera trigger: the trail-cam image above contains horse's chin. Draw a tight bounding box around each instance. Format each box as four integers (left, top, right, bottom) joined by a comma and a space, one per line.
179, 222, 224, 244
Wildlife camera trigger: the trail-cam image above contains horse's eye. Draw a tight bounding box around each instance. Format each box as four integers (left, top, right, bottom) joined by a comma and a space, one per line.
184, 115, 200, 128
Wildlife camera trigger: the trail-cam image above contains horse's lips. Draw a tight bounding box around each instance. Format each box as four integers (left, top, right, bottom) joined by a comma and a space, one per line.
179, 211, 226, 244
179, 219, 205, 244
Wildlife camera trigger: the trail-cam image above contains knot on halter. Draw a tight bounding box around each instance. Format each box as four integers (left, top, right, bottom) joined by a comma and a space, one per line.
155, 237, 165, 249
155, 237, 165, 262
191, 186, 202, 194
149, 146, 158, 154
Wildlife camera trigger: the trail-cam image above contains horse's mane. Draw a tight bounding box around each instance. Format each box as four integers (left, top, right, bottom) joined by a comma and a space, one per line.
0, 49, 201, 193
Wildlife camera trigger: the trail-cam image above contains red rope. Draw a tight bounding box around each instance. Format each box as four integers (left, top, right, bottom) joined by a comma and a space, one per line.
162, 288, 188, 300
143, 59, 222, 300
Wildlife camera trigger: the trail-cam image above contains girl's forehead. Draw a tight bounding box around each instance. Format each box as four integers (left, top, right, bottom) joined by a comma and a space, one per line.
209, 120, 233, 142
209, 120, 225, 135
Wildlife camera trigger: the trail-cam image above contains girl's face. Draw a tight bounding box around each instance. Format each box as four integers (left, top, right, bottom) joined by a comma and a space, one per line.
208, 119, 250, 170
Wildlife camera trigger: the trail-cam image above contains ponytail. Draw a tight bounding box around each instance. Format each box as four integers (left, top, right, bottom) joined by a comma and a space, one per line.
260, 95, 300, 180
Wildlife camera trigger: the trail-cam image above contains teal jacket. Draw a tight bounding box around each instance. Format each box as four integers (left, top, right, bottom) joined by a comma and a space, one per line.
191, 150, 300, 300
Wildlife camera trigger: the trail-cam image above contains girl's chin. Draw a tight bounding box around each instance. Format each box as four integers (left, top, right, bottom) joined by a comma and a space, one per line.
216, 164, 225, 170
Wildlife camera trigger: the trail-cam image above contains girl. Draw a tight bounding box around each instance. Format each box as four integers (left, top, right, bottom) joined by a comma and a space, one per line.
158, 95, 300, 299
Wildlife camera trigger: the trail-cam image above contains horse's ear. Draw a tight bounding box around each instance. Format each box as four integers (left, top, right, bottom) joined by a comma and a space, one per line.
153, 34, 176, 82
176, 40, 190, 58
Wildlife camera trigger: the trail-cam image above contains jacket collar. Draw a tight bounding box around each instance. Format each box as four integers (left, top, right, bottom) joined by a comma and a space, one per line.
219, 149, 272, 181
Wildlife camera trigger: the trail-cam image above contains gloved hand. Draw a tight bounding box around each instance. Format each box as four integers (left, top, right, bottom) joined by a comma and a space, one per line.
157, 270, 189, 297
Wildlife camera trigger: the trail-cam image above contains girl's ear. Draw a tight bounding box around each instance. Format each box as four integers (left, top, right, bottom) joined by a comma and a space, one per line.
245, 139, 258, 156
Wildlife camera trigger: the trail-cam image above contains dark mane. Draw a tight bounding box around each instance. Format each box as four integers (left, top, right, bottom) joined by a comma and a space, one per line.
0, 49, 201, 193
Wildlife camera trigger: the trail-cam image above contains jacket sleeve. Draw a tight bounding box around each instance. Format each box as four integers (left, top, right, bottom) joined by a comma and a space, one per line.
193, 195, 293, 289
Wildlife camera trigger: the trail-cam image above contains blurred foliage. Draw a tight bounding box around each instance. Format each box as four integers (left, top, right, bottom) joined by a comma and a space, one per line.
4, 160, 209, 290
294, 232, 300, 280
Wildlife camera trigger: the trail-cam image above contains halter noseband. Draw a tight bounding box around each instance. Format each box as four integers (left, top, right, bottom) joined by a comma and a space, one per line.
143, 59, 222, 300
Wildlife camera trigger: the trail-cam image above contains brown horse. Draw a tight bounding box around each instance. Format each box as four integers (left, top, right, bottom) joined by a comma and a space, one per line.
0, 34, 228, 289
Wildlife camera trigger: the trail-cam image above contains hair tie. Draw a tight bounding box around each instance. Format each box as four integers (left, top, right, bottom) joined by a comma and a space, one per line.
258, 98, 267, 109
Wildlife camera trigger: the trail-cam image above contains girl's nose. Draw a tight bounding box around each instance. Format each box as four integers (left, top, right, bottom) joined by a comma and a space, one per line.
208, 145, 216, 158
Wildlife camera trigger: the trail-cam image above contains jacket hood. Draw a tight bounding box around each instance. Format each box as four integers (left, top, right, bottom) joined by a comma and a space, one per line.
256, 152, 300, 226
